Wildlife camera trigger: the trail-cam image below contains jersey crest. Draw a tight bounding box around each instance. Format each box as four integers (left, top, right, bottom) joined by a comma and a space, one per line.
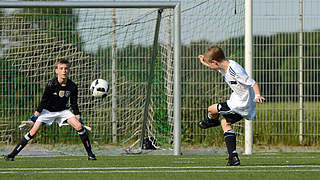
65, 91, 71, 97
59, 90, 65, 97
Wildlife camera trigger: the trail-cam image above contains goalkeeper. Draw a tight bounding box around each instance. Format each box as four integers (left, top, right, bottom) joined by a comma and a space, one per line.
197, 46, 265, 166
5, 59, 96, 161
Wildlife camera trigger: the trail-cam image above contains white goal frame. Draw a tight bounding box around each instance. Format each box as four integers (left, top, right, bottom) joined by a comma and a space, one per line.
0, 1, 181, 155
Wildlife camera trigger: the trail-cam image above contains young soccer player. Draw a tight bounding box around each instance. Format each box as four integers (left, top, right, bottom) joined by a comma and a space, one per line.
197, 45, 265, 166
5, 59, 96, 161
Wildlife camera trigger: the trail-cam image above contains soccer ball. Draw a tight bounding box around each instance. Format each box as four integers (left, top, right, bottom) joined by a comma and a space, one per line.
90, 79, 109, 98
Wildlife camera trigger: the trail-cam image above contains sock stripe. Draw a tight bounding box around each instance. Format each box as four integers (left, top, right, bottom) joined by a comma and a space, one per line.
224, 129, 235, 134
24, 133, 33, 141
16, 145, 23, 151
224, 134, 235, 138
24, 134, 30, 141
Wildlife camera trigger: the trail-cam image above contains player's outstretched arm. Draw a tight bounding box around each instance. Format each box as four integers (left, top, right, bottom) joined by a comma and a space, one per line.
252, 83, 265, 103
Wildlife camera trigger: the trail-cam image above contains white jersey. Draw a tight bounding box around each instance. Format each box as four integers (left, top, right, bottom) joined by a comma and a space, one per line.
218, 60, 256, 120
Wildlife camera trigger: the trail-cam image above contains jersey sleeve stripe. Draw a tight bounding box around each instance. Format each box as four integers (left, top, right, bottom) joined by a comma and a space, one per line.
229, 67, 236, 77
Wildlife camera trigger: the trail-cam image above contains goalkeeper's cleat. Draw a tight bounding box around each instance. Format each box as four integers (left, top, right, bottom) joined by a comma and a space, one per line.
227, 153, 240, 166
88, 154, 97, 160
198, 116, 220, 129
83, 125, 92, 134
18, 120, 34, 130
4, 155, 14, 161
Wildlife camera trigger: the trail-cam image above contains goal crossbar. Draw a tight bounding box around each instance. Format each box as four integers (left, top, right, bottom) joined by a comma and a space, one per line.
0, 1, 181, 155
0, 1, 179, 8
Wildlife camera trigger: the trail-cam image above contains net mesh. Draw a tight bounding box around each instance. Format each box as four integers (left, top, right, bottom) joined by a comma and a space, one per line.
0, 0, 245, 152
0, 7, 175, 151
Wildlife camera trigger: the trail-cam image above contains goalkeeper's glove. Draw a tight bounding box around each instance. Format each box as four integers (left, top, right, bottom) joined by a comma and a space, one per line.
84, 125, 92, 134
18, 121, 34, 131
78, 117, 92, 134
18, 115, 38, 131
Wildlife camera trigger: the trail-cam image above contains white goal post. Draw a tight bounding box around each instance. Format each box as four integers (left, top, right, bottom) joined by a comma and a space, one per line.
244, 0, 253, 155
0, 1, 181, 155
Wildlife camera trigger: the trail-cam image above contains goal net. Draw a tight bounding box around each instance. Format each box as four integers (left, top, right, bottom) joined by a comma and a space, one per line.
0, 0, 245, 154
0, 2, 180, 153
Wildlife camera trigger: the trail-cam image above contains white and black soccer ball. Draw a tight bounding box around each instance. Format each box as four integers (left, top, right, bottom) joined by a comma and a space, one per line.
90, 79, 109, 98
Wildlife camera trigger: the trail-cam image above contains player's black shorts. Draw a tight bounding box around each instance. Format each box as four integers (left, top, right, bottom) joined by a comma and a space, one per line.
217, 102, 243, 124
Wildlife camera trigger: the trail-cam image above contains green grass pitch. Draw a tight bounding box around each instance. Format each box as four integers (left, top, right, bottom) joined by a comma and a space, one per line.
1, 152, 320, 180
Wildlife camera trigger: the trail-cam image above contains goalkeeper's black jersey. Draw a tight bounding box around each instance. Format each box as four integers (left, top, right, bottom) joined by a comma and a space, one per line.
36, 77, 80, 115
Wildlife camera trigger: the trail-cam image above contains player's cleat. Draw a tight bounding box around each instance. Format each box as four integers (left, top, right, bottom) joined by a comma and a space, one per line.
198, 116, 220, 129
227, 153, 240, 166
88, 155, 97, 160
4, 155, 14, 161
18, 120, 34, 131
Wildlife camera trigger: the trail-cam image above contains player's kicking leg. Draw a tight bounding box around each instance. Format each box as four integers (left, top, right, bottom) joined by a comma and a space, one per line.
5, 121, 42, 161
198, 104, 221, 129
67, 117, 96, 160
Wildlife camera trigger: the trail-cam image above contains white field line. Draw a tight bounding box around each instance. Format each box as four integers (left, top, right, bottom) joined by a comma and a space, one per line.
12, 156, 319, 160
178, 156, 318, 160
1, 165, 320, 171
1, 169, 320, 174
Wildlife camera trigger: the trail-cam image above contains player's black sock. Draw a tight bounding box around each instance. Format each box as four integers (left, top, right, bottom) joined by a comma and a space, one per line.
77, 128, 94, 157
224, 129, 237, 157
8, 132, 34, 158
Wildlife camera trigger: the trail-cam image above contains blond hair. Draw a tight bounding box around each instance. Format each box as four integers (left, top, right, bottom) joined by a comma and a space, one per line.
203, 45, 225, 63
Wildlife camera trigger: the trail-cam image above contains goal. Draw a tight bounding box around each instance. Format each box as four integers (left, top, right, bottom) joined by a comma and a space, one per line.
0, 1, 181, 155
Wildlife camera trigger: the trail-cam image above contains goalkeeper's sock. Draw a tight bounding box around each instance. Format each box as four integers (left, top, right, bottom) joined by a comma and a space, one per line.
8, 132, 34, 158
224, 129, 237, 157
77, 128, 94, 157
